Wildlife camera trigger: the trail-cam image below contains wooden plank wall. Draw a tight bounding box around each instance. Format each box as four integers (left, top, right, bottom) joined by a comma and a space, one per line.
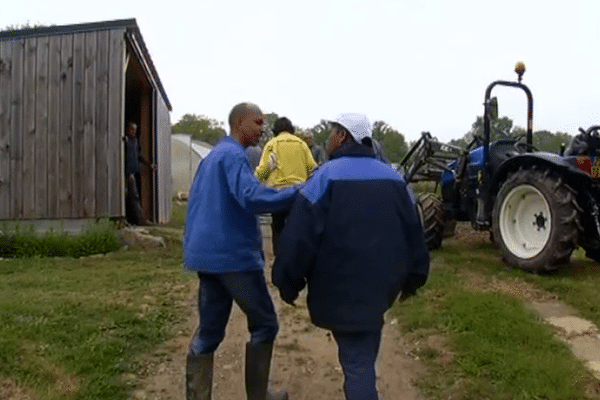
23, 37, 36, 218
72, 32, 84, 218
58, 34, 74, 218
9, 39, 24, 219
48, 36, 61, 217
83, 31, 97, 217
35, 36, 49, 218
0, 40, 12, 218
0, 28, 125, 220
95, 30, 109, 217
108, 29, 124, 218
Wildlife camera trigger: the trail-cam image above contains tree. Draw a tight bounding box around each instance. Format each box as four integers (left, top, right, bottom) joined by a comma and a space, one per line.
467, 115, 514, 143
2, 22, 50, 31
549, 131, 573, 152
450, 114, 519, 149
512, 127, 572, 153
381, 131, 408, 163
307, 120, 332, 148
171, 114, 226, 146
306, 119, 408, 163
257, 112, 279, 147
372, 121, 408, 163
449, 114, 573, 154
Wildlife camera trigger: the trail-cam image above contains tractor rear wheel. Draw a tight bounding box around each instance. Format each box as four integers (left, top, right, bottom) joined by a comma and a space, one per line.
417, 192, 444, 250
491, 167, 579, 272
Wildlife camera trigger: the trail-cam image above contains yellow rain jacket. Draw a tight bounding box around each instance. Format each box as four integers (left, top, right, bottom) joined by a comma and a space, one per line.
255, 132, 317, 188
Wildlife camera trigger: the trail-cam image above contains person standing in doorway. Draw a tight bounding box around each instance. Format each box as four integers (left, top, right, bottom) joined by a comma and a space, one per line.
124, 121, 154, 225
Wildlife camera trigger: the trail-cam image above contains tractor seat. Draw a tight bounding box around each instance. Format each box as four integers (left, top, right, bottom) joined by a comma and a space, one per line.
488, 140, 519, 172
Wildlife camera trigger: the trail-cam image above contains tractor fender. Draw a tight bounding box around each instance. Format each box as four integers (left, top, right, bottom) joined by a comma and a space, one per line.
489, 152, 591, 197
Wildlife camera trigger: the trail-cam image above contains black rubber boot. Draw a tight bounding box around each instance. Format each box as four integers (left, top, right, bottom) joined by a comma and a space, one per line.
186, 352, 213, 400
245, 342, 289, 400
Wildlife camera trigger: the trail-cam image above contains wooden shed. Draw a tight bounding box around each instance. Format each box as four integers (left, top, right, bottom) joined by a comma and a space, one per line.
0, 18, 172, 227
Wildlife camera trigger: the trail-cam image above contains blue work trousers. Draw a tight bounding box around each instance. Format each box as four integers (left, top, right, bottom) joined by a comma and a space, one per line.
333, 330, 382, 400
189, 270, 279, 356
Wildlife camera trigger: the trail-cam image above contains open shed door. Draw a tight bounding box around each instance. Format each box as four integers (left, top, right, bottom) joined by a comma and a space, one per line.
155, 92, 172, 223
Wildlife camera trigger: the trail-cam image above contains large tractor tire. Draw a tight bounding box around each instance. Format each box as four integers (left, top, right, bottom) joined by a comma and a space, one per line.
491, 167, 580, 272
417, 193, 445, 250
443, 219, 457, 238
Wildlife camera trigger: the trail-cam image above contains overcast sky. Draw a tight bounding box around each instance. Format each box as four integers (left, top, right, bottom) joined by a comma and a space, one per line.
2, 0, 599, 142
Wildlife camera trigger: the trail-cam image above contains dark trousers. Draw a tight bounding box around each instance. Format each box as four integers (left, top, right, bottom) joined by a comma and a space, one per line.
271, 210, 289, 257
188, 270, 279, 356
333, 330, 382, 400
125, 172, 145, 225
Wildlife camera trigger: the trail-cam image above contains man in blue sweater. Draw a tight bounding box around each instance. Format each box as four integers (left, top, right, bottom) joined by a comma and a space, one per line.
272, 113, 430, 400
184, 103, 293, 400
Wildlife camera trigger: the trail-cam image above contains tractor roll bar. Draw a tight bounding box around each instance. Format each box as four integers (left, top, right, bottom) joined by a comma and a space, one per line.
482, 76, 533, 166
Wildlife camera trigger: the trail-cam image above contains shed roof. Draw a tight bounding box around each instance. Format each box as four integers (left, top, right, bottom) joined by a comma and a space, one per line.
0, 18, 172, 111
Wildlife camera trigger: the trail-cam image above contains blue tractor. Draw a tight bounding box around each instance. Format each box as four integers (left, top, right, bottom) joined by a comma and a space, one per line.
401, 62, 600, 272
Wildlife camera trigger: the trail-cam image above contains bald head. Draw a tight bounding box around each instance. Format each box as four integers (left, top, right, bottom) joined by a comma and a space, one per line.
229, 103, 260, 133
228, 102, 265, 147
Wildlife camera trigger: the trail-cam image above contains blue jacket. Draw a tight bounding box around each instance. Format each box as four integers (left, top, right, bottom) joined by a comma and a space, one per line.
184, 136, 299, 273
272, 142, 430, 331
125, 136, 141, 174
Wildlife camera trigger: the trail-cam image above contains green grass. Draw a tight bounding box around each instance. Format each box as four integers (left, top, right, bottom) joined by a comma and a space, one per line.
477, 248, 600, 331
410, 181, 441, 195
0, 220, 121, 258
444, 241, 600, 330
5, 204, 600, 399
0, 207, 193, 399
164, 200, 187, 229
393, 235, 600, 399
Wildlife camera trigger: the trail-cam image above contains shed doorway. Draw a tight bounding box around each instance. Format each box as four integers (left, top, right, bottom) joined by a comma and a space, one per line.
124, 47, 157, 224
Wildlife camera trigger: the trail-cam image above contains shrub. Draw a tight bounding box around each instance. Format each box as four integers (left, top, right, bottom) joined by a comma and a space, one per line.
0, 220, 121, 258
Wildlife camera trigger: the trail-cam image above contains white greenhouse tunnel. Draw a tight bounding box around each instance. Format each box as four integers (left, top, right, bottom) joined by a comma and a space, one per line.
171, 134, 213, 198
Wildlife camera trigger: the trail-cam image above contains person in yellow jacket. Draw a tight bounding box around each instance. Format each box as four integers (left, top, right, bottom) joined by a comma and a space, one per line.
256, 117, 316, 256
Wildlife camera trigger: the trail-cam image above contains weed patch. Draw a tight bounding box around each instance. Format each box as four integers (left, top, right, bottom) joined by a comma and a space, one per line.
0, 220, 121, 259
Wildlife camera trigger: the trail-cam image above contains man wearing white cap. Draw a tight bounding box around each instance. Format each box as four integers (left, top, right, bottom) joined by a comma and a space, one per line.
272, 113, 430, 400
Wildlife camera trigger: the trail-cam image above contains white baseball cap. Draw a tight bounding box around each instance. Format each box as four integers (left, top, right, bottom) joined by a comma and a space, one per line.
330, 113, 373, 143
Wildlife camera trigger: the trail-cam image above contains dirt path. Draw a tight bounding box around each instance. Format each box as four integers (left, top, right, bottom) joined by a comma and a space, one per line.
132, 222, 600, 399
134, 227, 426, 400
